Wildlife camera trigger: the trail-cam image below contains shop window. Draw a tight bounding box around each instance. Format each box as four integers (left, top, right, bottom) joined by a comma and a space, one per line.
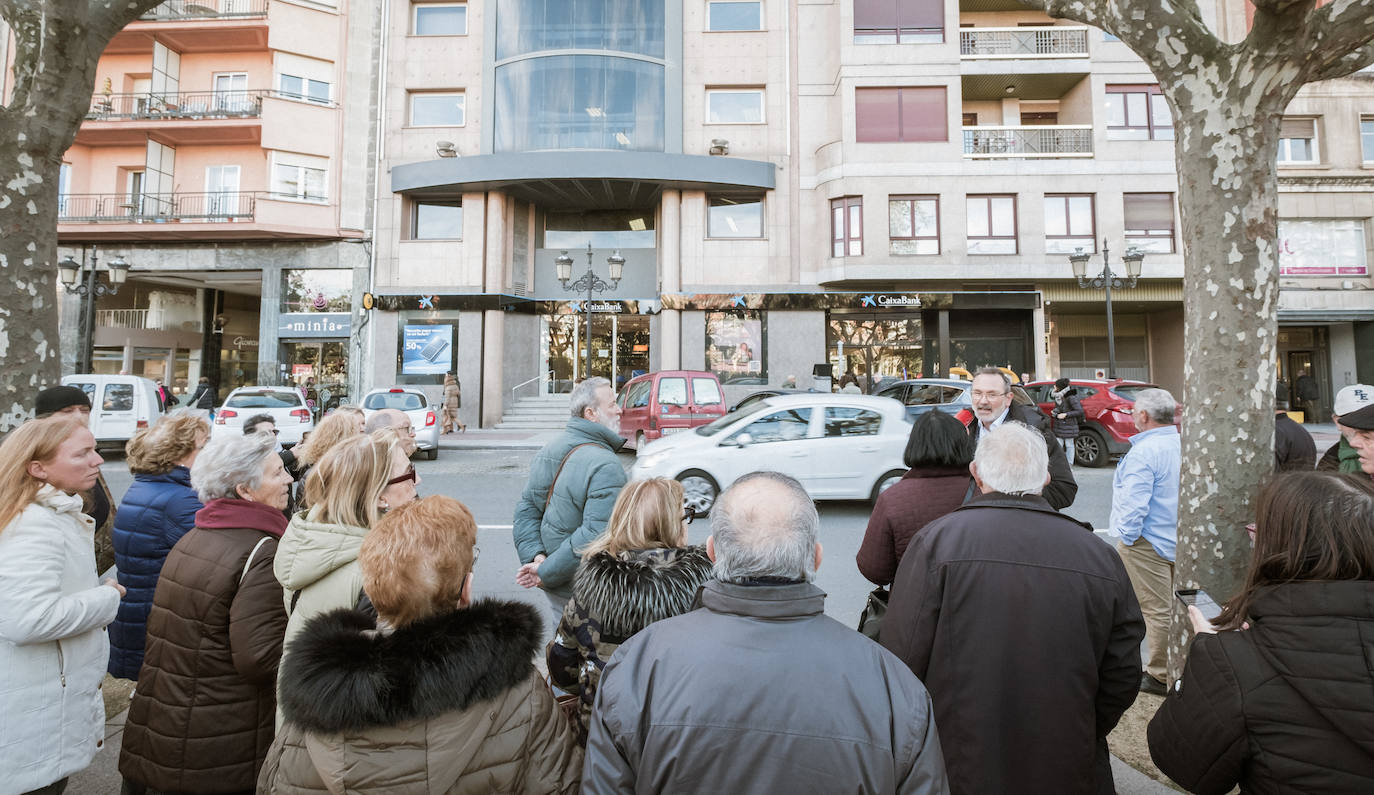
412, 201, 463, 240
831, 196, 863, 257
889, 195, 938, 255
1123, 192, 1175, 253
1277, 117, 1319, 164
856, 86, 947, 142
854, 0, 944, 44
1362, 117, 1374, 163
1105, 85, 1172, 140
966, 195, 1017, 254
707, 195, 764, 238
1044, 194, 1096, 255
413, 2, 467, 35
282, 269, 351, 313
271, 154, 328, 203
409, 92, 465, 126
707, 1, 762, 31
705, 310, 767, 383
396, 316, 459, 384
707, 88, 765, 124
1278, 219, 1368, 277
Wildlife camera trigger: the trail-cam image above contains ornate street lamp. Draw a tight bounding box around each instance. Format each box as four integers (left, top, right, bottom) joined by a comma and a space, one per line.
1068, 240, 1144, 379
557, 242, 623, 380
59, 248, 131, 373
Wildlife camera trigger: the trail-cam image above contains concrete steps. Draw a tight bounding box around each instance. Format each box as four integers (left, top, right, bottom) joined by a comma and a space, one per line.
494, 394, 572, 431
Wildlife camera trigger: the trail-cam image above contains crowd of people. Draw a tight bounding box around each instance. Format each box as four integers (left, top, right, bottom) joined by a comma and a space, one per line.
0, 370, 1371, 794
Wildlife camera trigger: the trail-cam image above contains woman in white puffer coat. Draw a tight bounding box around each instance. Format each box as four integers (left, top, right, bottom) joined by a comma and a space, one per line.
0, 416, 125, 795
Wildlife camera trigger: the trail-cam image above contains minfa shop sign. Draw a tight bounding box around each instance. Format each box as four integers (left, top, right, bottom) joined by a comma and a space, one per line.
278, 312, 352, 338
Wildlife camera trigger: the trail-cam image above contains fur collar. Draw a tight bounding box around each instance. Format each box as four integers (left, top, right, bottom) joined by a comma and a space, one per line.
278, 599, 541, 733
573, 545, 713, 641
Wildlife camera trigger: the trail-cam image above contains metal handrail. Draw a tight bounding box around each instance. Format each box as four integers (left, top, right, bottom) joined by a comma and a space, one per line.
512, 370, 555, 401
960, 26, 1089, 57
139, 0, 269, 21
57, 192, 257, 223
87, 90, 268, 121
962, 125, 1094, 158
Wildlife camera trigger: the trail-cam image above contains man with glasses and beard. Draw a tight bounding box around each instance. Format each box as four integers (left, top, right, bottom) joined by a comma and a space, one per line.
965, 368, 1078, 509
513, 376, 628, 618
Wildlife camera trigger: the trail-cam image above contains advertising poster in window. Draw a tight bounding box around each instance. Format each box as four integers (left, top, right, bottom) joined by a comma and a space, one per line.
401, 325, 454, 375
1278, 219, 1368, 276
705, 311, 765, 384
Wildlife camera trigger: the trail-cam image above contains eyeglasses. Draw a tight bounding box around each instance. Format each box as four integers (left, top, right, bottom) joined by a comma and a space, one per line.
386, 465, 417, 486
970, 390, 1009, 401
683, 504, 695, 524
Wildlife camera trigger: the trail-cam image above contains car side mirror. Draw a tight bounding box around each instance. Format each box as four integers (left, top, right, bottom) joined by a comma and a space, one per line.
733, 432, 753, 448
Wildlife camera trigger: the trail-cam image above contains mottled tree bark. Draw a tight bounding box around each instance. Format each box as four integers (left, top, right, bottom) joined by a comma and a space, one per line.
1022, 0, 1374, 680
0, 0, 164, 431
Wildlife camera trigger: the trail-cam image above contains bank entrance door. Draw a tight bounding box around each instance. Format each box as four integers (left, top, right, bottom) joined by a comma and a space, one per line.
826, 313, 924, 393
544, 314, 651, 392
281, 339, 348, 414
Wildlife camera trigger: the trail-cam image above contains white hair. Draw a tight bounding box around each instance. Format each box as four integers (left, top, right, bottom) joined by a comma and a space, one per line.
191, 431, 279, 502
974, 422, 1048, 496
709, 471, 819, 583
1133, 388, 1177, 425
569, 377, 613, 418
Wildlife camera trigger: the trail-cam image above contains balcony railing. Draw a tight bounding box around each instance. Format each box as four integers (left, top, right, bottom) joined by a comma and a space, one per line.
58, 192, 257, 223
138, 0, 268, 20
86, 90, 268, 121
963, 125, 1094, 158
960, 26, 1089, 58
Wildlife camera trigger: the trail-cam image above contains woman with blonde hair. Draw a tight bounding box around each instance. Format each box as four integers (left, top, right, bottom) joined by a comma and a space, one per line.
0, 415, 124, 794
274, 431, 420, 661
260, 495, 582, 792
547, 477, 711, 740
107, 411, 210, 680
282, 410, 362, 515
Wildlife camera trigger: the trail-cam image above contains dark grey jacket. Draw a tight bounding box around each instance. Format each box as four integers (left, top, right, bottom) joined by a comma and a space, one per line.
582, 580, 949, 795
969, 403, 1078, 509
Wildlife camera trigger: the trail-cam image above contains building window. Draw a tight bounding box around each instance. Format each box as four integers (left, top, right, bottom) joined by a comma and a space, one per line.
831, 197, 863, 257
279, 74, 330, 104
1123, 192, 1175, 253
1362, 117, 1374, 163
1044, 194, 1096, 254
705, 310, 766, 382
966, 195, 1017, 254
409, 92, 465, 126
412, 201, 463, 239
707, 1, 761, 31
889, 195, 938, 255
545, 209, 656, 249
1105, 85, 1172, 140
494, 55, 665, 152
708, 195, 764, 238
706, 88, 764, 124
282, 269, 352, 313
855, 86, 947, 142
414, 2, 467, 35
271, 154, 328, 203
1278, 219, 1368, 277
1277, 117, 1319, 164
854, 0, 944, 44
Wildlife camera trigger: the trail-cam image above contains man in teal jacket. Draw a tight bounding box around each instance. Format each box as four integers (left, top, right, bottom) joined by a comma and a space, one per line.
513, 376, 627, 615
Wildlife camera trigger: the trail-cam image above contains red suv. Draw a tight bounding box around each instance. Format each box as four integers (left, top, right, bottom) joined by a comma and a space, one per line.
1024, 379, 1182, 467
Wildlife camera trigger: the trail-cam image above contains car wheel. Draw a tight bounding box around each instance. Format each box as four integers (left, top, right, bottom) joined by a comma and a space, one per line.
678, 470, 719, 516
872, 469, 905, 502
1074, 430, 1108, 468
425, 447, 438, 461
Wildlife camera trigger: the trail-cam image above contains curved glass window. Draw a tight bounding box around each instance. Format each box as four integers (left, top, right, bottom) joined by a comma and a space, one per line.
497, 0, 666, 60
495, 55, 665, 152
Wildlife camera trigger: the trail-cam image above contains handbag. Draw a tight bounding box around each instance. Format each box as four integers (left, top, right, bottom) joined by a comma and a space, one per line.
857, 585, 889, 641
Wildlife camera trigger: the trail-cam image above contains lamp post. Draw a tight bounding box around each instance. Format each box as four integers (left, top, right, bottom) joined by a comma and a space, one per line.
58, 247, 131, 374
556, 242, 624, 380
1068, 240, 1144, 380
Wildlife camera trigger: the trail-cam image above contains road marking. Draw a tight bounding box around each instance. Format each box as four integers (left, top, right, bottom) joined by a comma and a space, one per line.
479, 524, 514, 530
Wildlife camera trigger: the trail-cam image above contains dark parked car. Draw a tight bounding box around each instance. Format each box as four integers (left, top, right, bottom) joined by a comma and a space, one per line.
729, 387, 818, 414
874, 378, 1042, 422
1023, 379, 1183, 467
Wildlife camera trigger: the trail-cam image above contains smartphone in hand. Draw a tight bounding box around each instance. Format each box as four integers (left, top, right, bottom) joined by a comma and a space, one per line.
1175, 588, 1223, 621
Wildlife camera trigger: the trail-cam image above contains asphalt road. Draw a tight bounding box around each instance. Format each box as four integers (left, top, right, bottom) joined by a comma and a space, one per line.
100, 451, 1119, 643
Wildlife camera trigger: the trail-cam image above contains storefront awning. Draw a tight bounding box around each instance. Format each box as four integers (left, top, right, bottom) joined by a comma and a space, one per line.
390, 151, 776, 208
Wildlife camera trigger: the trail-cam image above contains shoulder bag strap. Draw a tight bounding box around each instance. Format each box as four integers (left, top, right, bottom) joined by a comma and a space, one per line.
543, 443, 600, 514
240, 536, 271, 585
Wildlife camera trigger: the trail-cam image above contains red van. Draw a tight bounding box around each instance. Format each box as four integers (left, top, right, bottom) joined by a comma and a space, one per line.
618, 370, 727, 450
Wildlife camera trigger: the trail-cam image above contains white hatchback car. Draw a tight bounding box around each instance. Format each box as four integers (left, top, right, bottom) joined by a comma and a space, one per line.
359, 387, 441, 460
210, 386, 315, 446
632, 394, 912, 515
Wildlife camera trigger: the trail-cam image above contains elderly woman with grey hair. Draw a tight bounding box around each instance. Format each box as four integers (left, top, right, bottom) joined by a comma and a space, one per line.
118, 431, 294, 795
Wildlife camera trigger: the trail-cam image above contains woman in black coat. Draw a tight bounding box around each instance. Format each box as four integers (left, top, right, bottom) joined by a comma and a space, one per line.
1049, 377, 1084, 463
1147, 471, 1374, 794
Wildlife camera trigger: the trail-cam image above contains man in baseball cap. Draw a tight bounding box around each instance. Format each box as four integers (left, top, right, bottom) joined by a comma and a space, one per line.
1338, 402, 1374, 478
1318, 385, 1374, 474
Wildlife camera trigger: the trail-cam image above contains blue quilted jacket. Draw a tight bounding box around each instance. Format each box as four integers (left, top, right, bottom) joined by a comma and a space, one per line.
107, 466, 202, 679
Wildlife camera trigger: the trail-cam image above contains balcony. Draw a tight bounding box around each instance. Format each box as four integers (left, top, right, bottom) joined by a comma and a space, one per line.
60, 192, 256, 223
86, 90, 267, 121
960, 26, 1089, 58
962, 126, 1093, 158
58, 192, 340, 242
138, 0, 268, 20
76, 90, 267, 146
107, 0, 269, 54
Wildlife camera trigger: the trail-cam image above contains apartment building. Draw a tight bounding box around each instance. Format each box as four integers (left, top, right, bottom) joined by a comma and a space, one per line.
53, 0, 381, 408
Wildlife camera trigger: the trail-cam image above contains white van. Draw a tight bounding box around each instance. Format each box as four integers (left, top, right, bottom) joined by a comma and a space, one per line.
61, 374, 166, 450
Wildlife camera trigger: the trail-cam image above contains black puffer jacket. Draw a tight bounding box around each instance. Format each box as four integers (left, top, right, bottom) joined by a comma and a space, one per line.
1051, 388, 1085, 439
1148, 581, 1374, 794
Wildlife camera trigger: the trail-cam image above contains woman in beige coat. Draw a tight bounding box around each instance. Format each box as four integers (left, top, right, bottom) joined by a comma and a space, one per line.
259, 495, 581, 793
442, 372, 466, 433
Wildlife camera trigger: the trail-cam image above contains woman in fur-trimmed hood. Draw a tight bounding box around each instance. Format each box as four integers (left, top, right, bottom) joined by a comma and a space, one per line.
259, 495, 582, 794
547, 478, 713, 740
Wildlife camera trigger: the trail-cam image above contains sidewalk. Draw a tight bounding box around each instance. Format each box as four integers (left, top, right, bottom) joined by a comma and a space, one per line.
436, 428, 562, 451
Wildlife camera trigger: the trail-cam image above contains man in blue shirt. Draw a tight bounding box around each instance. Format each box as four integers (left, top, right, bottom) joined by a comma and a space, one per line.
1109, 387, 1180, 695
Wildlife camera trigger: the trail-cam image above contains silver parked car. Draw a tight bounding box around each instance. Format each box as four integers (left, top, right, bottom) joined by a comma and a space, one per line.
359, 387, 441, 460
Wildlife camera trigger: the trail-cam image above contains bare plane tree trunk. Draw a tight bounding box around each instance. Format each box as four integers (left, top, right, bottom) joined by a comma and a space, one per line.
0, 0, 166, 432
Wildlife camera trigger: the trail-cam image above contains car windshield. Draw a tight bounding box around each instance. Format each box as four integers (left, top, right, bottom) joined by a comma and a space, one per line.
226, 390, 301, 409
695, 402, 771, 436
1110, 384, 1158, 402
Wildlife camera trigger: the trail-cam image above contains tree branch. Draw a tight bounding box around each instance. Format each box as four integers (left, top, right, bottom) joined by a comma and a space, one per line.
1312, 40, 1374, 81
1026, 0, 1219, 77
1306, 0, 1374, 80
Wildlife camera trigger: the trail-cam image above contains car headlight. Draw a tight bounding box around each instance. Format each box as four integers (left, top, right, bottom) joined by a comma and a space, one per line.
637, 450, 670, 470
